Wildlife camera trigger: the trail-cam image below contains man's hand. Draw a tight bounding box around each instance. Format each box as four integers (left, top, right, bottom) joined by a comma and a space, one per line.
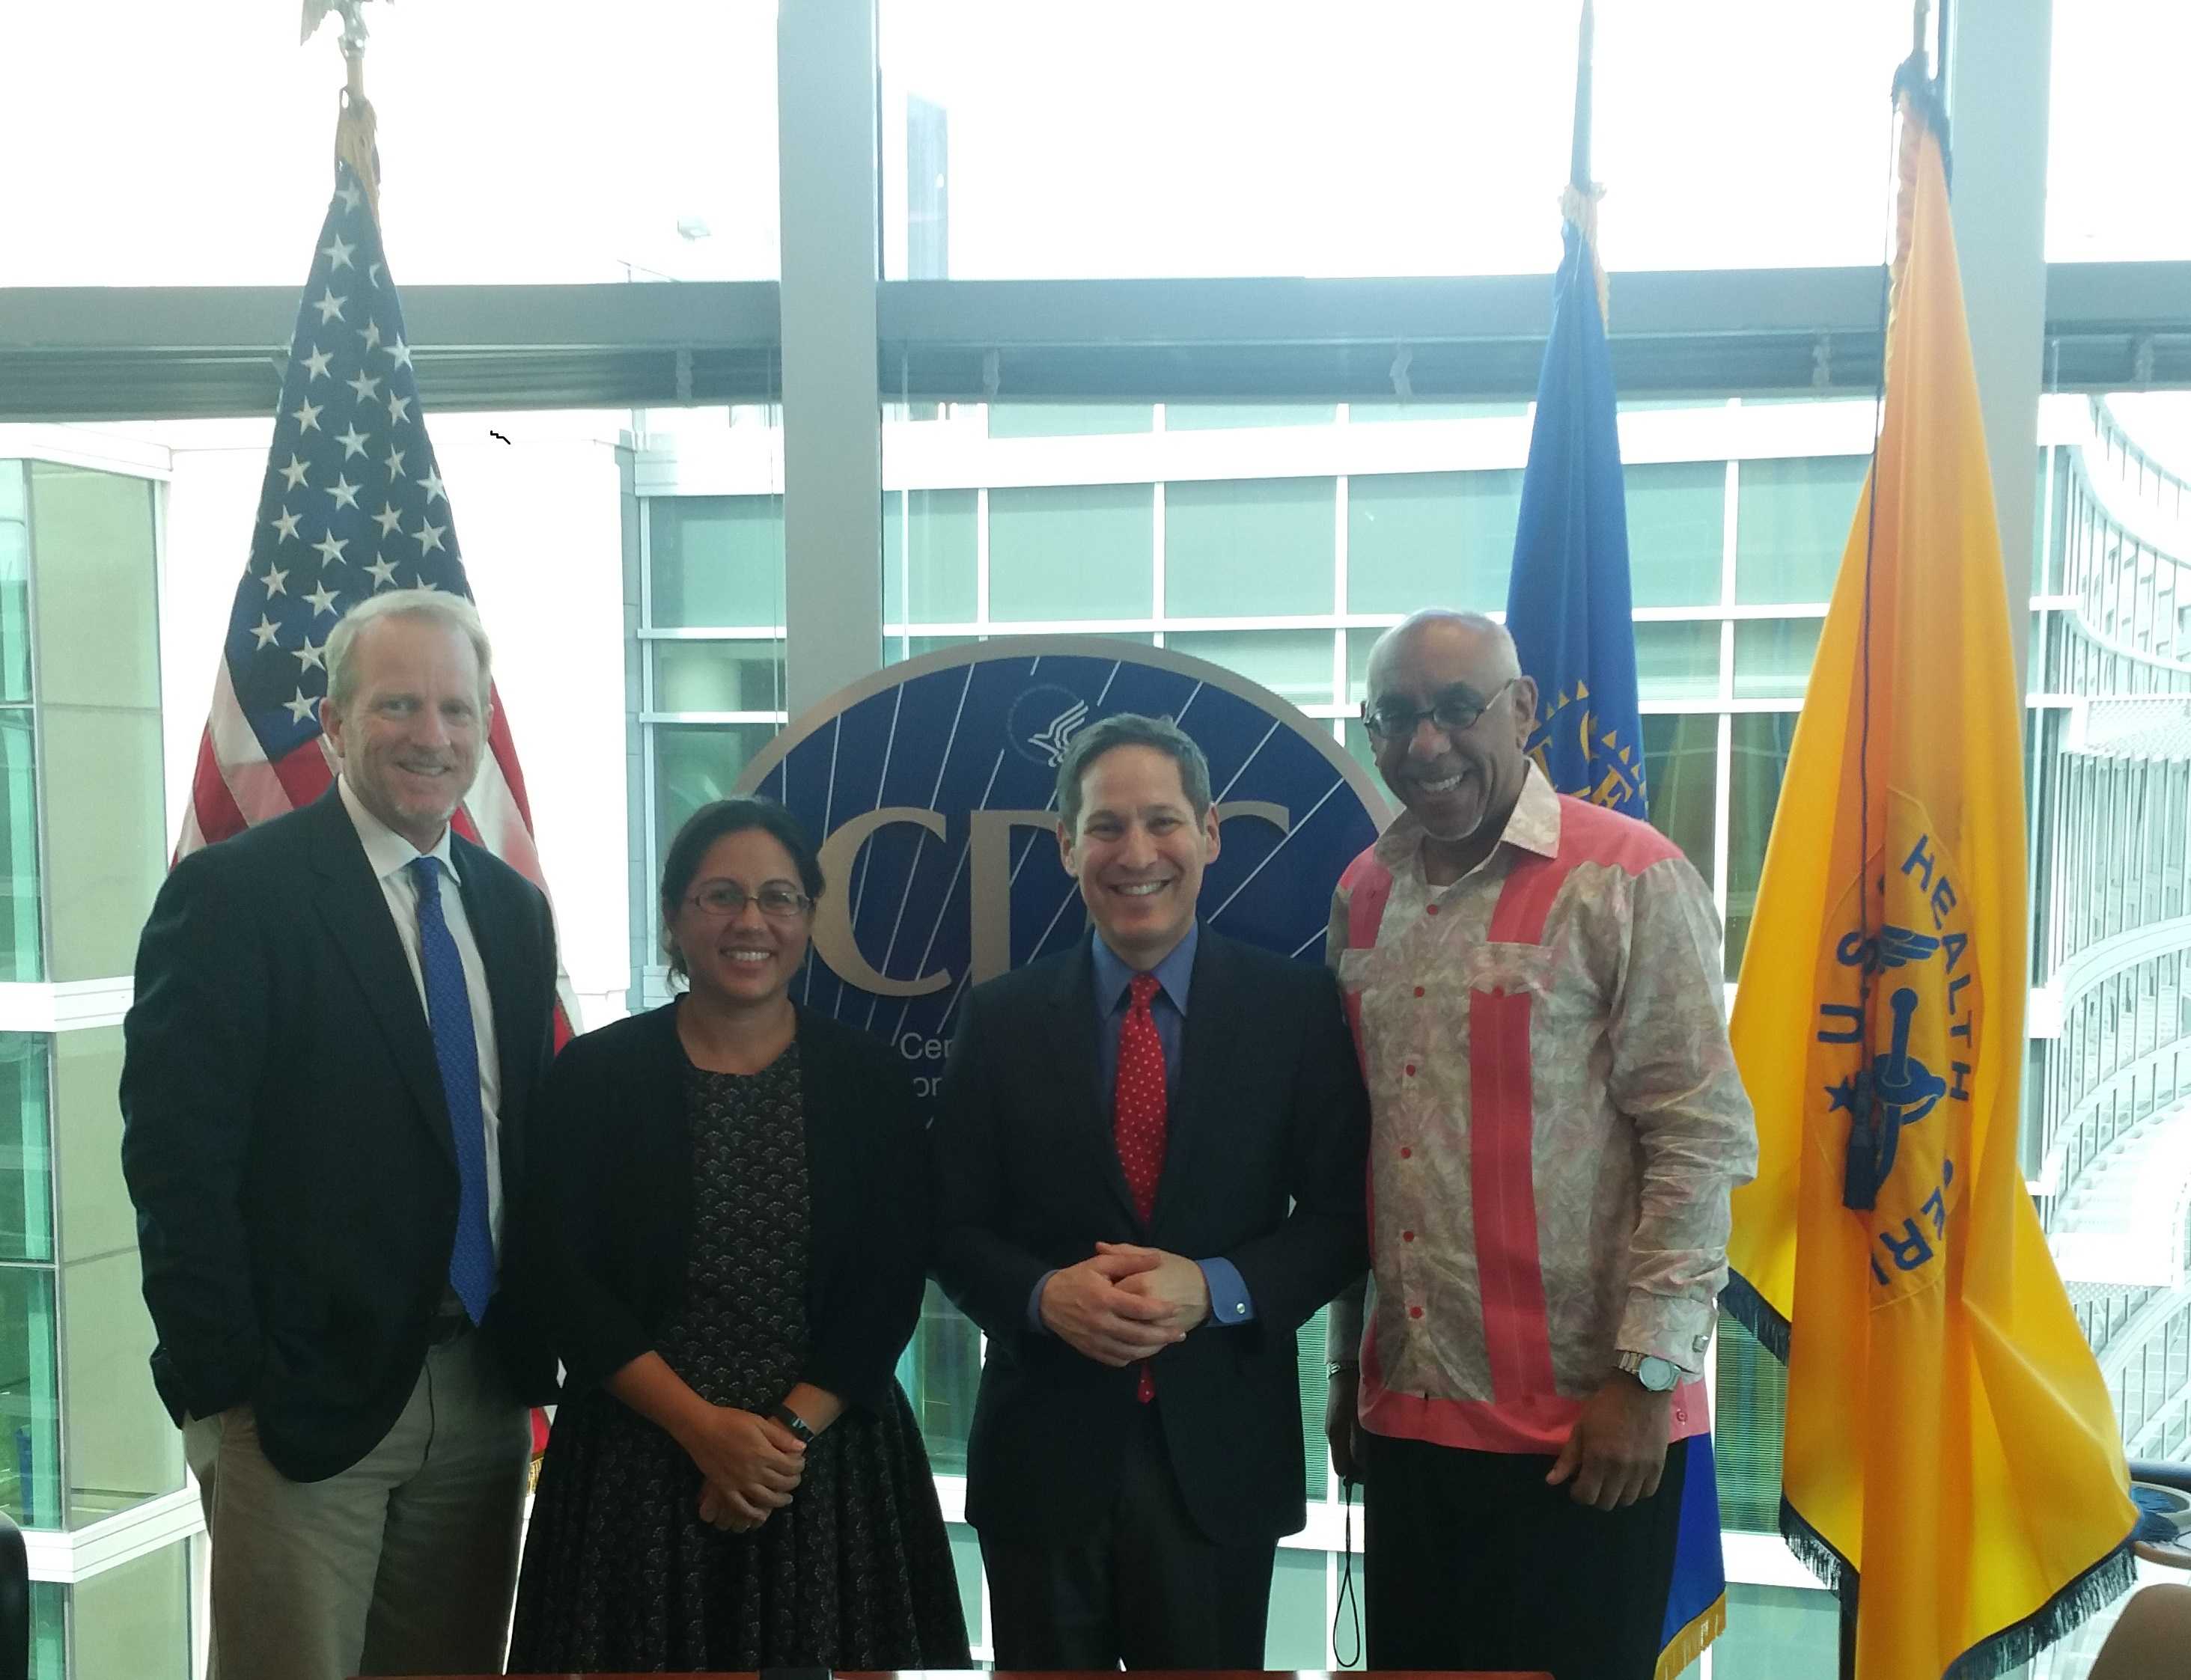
1098, 1242, 1211, 1335
1546, 1375, 1672, 1510
1039, 1248, 1183, 1366
1324, 1364, 1364, 1482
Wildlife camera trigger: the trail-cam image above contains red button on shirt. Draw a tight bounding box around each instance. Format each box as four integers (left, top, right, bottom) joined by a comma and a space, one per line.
1413, 986, 1425, 998
1425, 903, 1439, 915
1399, 1146, 1413, 1159
1409, 1306, 1424, 1319
1405, 1063, 1416, 1076
1402, 1230, 1415, 1242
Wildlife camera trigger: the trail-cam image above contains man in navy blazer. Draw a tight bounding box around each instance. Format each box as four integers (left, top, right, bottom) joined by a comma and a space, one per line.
121, 590, 558, 1680
931, 712, 1369, 1669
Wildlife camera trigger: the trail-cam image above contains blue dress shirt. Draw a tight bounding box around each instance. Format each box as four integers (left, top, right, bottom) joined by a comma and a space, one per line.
1026, 923, 1255, 1331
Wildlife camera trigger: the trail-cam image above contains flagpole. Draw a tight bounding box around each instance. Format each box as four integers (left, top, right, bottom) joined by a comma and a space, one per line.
1569, 0, 1594, 192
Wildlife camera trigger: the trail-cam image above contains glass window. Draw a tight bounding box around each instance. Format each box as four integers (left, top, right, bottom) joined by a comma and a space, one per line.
1728, 712, 1800, 978
0, 465, 30, 703
650, 498, 785, 629
1733, 618, 1826, 698
898, 1286, 978, 1476
0, 715, 40, 984
652, 641, 787, 713
1634, 622, 1721, 701
63, 1250, 185, 1526
1164, 478, 1335, 619
27, 465, 159, 711
987, 405, 1154, 439
1167, 403, 1338, 431
39, 707, 165, 986
2049, 7, 2191, 261
3, 4, 778, 285
989, 485, 1154, 621
1627, 461, 1726, 608
1642, 715, 1719, 884
1716, 1583, 1839, 1680
880, 1, 1915, 278
1734, 457, 1868, 605
65, 1539, 192, 1680
1265, 1548, 1332, 1668
1347, 471, 1520, 615
883, 489, 978, 625
1166, 632, 1335, 709
0, 1038, 51, 1265
0, 1263, 59, 1527
653, 723, 778, 854
1352, 400, 1529, 424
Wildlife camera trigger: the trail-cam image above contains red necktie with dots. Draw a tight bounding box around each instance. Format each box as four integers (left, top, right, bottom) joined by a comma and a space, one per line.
1115, 971, 1168, 1402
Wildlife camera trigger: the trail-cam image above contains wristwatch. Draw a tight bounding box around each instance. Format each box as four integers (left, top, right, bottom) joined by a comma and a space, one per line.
1615, 1351, 1681, 1393
770, 1402, 815, 1444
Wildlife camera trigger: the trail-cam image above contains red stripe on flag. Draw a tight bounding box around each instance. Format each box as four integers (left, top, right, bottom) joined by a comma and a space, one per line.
270, 739, 334, 811
185, 728, 249, 852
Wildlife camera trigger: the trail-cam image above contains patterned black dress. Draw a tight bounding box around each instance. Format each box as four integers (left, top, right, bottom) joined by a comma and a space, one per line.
507, 1045, 970, 1672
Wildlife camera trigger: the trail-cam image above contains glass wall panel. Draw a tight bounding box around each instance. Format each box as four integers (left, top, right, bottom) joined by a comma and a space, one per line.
653, 723, 778, 853
1347, 471, 1521, 614
650, 497, 786, 629
989, 485, 1154, 621
1634, 621, 1720, 701
1163, 478, 1335, 618
1166, 631, 1335, 709
67, 1538, 192, 1680
26, 464, 159, 711
1733, 618, 1825, 699
0, 715, 40, 985
1642, 715, 1719, 883
1728, 712, 1800, 978
987, 405, 1154, 439
0, 464, 31, 703
1716, 1583, 1838, 1680
62, 1250, 183, 1526
1167, 403, 1338, 430
653, 641, 787, 713
0, 1263, 60, 1527
37, 706, 165, 985
1265, 1548, 1332, 1668
0, 1038, 51, 1265
1734, 456, 1868, 605
883, 489, 979, 624
1626, 461, 1726, 608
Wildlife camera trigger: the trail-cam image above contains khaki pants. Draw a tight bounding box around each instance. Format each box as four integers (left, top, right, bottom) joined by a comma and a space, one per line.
183, 1331, 531, 1680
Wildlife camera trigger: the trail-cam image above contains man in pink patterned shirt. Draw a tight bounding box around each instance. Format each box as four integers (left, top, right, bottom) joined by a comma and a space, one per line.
1325, 609, 1755, 1680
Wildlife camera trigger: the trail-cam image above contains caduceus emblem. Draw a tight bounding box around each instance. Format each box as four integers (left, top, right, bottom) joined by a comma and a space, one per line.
1027, 700, 1089, 768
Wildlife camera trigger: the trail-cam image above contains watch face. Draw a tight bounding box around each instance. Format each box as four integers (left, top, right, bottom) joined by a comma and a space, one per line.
1639, 1356, 1679, 1392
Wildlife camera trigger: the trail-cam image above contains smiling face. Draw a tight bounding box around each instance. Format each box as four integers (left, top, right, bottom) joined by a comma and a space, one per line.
319, 612, 489, 852
1058, 742, 1220, 971
670, 827, 813, 1009
1365, 614, 1536, 850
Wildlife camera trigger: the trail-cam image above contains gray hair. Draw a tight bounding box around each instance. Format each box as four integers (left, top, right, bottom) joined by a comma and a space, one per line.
324, 589, 493, 715
1365, 608, 1520, 691
1056, 712, 1214, 833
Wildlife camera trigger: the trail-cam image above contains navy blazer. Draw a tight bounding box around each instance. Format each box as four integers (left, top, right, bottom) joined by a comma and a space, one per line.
930, 927, 1370, 1547
524, 1001, 927, 1415
121, 786, 561, 1482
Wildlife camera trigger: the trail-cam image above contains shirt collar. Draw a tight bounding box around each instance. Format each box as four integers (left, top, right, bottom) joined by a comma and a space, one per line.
1373, 761, 1563, 875
337, 773, 460, 886
1091, 919, 1198, 1015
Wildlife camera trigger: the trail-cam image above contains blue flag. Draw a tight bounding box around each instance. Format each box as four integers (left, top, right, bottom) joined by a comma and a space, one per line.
1505, 216, 1726, 1680
1506, 219, 1648, 817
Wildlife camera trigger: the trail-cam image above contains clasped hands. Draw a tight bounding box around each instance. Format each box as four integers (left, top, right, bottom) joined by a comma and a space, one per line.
1039, 1241, 1210, 1366
676, 1404, 805, 1535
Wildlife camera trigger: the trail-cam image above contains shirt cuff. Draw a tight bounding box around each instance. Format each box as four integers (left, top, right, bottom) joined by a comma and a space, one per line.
1198, 1259, 1255, 1326
1616, 1289, 1715, 1379
1027, 1270, 1058, 1333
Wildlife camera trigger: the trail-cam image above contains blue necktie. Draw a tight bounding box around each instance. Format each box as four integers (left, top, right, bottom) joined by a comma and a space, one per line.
409, 857, 496, 1325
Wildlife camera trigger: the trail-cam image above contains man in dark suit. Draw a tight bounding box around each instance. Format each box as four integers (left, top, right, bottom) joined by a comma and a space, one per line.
932, 712, 1369, 1670
121, 589, 559, 1680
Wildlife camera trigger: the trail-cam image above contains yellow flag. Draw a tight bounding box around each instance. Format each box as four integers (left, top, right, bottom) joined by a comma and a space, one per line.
1722, 67, 2136, 1680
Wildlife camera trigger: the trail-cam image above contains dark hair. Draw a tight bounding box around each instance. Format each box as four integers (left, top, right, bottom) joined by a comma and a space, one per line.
1055, 712, 1214, 834
659, 797, 825, 981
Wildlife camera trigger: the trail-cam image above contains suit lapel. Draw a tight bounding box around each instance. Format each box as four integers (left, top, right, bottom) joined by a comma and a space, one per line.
306, 792, 455, 1167
1045, 946, 1141, 1228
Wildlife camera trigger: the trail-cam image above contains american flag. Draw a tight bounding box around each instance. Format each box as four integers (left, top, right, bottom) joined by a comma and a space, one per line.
180, 153, 567, 983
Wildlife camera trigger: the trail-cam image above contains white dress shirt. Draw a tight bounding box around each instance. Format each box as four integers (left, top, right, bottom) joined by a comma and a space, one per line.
337, 775, 506, 1260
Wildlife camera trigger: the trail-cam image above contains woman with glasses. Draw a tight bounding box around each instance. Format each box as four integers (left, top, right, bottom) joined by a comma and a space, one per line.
508, 797, 969, 1673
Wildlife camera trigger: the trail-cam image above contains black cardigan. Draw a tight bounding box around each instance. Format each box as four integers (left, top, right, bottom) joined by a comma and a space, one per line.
524, 1001, 927, 1414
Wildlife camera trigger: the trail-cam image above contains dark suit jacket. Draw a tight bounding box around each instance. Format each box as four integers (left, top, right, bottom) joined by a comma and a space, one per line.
522, 1001, 927, 1414
120, 786, 560, 1483
930, 926, 1370, 1548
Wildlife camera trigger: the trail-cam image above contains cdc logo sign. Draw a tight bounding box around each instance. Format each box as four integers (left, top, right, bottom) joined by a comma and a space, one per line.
734, 638, 1389, 1098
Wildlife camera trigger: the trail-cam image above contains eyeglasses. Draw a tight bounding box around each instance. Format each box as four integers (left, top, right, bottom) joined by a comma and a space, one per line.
685, 880, 813, 920
1361, 677, 1517, 742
